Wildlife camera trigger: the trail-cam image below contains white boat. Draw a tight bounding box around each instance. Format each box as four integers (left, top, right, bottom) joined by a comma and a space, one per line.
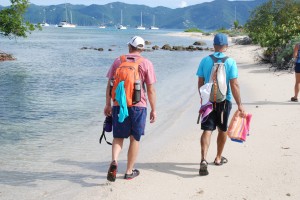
99, 13, 106, 29
41, 22, 50, 27
40, 9, 50, 27
58, 21, 76, 28
118, 25, 127, 29
150, 26, 159, 30
58, 4, 76, 28
117, 10, 127, 29
149, 15, 159, 30
136, 12, 145, 30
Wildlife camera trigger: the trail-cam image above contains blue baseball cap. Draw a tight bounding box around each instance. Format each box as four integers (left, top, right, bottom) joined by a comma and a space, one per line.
213, 33, 228, 46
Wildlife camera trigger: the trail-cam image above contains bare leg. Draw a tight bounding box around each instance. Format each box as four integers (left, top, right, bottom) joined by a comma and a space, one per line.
112, 138, 124, 163
215, 128, 227, 163
126, 135, 140, 174
201, 130, 212, 161
294, 73, 300, 98
107, 138, 124, 182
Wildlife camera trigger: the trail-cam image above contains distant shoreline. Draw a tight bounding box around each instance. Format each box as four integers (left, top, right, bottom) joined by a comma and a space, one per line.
166, 31, 248, 47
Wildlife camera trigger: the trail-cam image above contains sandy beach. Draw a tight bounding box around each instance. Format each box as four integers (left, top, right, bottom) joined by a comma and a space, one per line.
92, 33, 300, 200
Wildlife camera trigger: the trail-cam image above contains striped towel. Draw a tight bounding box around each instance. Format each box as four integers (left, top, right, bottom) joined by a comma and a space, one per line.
227, 110, 252, 143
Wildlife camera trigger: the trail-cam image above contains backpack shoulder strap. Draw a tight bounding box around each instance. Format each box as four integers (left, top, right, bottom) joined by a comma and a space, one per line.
120, 55, 127, 63
209, 54, 218, 63
221, 56, 229, 63
209, 54, 229, 63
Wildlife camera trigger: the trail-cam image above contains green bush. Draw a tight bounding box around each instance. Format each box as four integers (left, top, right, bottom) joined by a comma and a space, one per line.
273, 36, 300, 70
215, 27, 230, 34
245, 0, 300, 70
184, 28, 204, 33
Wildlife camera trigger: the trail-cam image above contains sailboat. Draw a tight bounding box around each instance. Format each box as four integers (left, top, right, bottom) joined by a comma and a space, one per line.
99, 13, 106, 29
117, 10, 127, 29
149, 15, 159, 30
40, 8, 50, 27
136, 12, 145, 30
58, 4, 76, 28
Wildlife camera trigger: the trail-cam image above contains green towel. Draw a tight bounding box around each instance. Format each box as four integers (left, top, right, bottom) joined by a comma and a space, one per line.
115, 81, 128, 122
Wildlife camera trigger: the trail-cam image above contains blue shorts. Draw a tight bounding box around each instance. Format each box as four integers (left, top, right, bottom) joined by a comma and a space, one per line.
201, 100, 232, 132
112, 106, 147, 141
295, 63, 300, 73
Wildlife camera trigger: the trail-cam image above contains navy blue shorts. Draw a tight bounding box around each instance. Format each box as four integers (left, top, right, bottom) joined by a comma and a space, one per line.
201, 100, 232, 132
295, 63, 300, 73
112, 106, 147, 141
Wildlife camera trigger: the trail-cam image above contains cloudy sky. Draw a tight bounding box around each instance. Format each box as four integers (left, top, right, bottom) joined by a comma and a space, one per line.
0, 0, 215, 8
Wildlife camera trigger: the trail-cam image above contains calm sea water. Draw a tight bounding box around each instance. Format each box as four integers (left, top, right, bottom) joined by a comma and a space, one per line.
0, 26, 211, 197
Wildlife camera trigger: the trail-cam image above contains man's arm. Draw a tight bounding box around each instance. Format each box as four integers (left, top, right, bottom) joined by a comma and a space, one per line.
198, 77, 204, 95
146, 84, 156, 123
230, 78, 245, 116
293, 43, 299, 60
198, 77, 205, 105
104, 79, 112, 116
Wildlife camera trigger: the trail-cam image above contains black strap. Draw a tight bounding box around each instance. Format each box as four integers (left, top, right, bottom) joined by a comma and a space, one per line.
99, 129, 112, 145
209, 54, 228, 63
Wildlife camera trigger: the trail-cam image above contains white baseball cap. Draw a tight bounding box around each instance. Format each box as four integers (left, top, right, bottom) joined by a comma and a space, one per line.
127, 36, 145, 49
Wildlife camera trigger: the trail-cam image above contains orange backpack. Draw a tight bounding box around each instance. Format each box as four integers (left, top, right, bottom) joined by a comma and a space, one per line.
111, 55, 144, 107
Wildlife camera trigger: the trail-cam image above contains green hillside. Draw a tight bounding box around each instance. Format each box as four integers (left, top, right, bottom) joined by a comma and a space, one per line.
8, 0, 267, 30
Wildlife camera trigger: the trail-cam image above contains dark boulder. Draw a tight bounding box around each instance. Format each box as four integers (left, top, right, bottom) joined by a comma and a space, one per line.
193, 41, 206, 46
235, 37, 252, 45
161, 44, 172, 50
152, 45, 159, 50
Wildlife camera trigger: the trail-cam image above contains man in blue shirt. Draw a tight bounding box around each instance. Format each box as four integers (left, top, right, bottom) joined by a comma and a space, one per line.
196, 33, 245, 176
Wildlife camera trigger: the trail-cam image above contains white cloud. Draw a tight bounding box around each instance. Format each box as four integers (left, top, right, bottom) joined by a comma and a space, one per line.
179, 1, 188, 8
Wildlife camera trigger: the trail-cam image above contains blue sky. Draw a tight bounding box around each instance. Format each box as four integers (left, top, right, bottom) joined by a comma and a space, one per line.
1, 0, 215, 8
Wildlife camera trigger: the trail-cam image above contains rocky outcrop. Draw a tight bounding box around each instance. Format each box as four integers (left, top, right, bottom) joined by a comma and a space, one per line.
154, 44, 213, 52
152, 45, 159, 50
0, 52, 15, 61
193, 41, 207, 46
81, 47, 104, 51
161, 44, 172, 50
233, 37, 252, 45
145, 41, 152, 45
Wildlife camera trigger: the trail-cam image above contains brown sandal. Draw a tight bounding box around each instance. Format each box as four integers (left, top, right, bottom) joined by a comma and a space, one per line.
291, 97, 298, 102
199, 160, 209, 176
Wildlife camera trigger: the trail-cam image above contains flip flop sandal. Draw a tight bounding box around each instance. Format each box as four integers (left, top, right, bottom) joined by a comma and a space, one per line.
124, 169, 140, 180
291, 97, 298, 102
214, 156, 228, 166
221, 156, 228, 164
199, 160, 209, 176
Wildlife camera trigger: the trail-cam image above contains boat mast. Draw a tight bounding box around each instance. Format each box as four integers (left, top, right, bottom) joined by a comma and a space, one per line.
121, 10, 123, 25
65, 3, 69, 22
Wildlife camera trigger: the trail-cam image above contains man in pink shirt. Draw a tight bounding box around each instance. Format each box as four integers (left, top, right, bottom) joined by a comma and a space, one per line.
104, 36, 157, 181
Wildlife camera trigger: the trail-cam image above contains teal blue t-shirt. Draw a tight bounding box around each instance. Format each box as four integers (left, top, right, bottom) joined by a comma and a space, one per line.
196, 52, 238, 101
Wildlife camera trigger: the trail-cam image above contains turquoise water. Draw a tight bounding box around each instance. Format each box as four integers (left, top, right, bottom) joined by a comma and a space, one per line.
0, 27, 211, 196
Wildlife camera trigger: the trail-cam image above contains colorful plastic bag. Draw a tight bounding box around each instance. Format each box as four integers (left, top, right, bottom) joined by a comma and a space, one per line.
227, 110, 252, 143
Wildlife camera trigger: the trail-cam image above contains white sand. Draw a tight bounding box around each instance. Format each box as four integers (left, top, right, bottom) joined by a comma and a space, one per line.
90, 35, 300, 200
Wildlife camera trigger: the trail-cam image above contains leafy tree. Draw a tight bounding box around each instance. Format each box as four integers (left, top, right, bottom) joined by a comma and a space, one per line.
233, 20, 239, 30
245, 0, 300, 53
0, 0, 37, 39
